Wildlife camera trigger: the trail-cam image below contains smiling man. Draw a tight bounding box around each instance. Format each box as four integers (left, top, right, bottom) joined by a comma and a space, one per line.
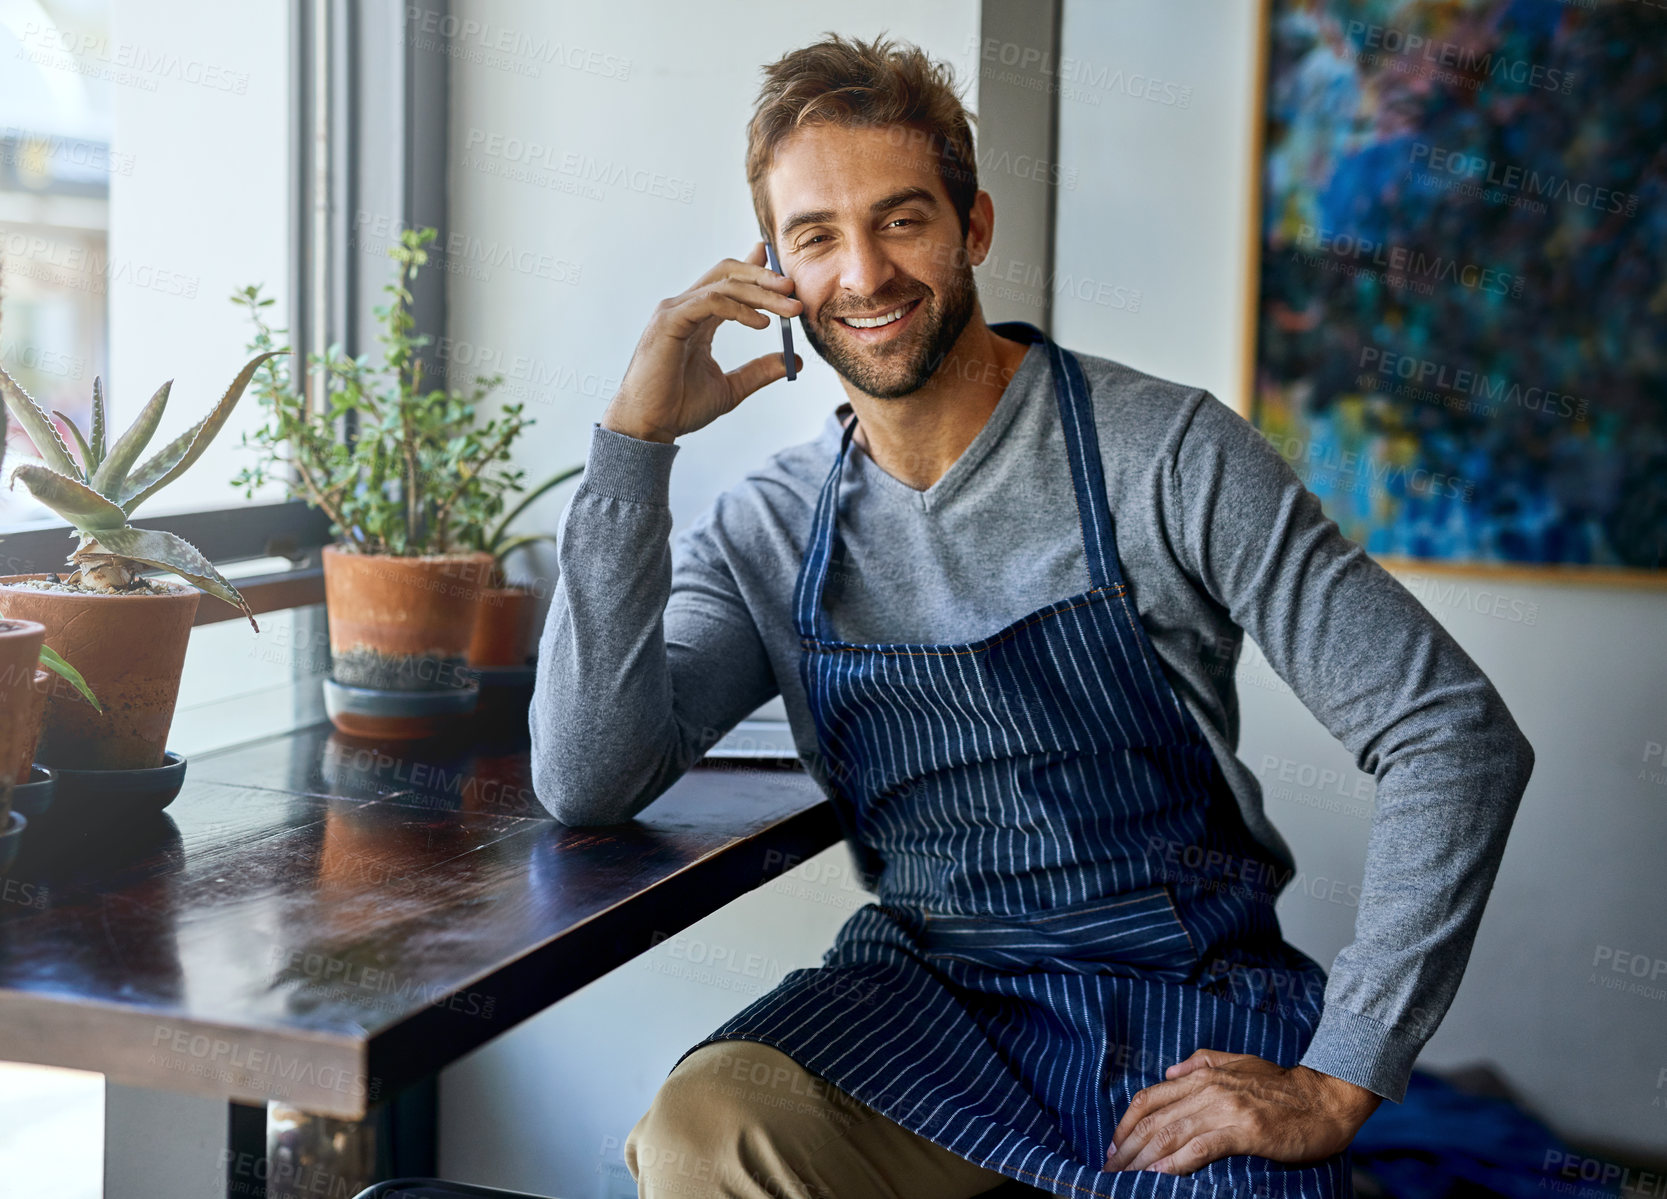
531, 32, 1534, 1199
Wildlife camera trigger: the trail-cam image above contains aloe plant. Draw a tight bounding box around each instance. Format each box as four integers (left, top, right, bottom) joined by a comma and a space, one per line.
0, 353, 281, 631
0, 277, 103, 710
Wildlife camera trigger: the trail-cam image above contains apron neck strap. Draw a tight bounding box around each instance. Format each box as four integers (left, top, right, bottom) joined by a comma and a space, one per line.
1040, 336, 1122, 592
794, 414, 861, 641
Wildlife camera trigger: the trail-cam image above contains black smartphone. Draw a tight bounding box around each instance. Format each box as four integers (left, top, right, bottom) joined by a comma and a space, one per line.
761, 238, 797, 382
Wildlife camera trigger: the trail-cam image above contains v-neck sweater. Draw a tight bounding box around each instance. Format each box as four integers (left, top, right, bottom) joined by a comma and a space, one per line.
529, 337, 1534, 1105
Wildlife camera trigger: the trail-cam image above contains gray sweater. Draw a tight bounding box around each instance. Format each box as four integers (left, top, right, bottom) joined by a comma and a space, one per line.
530, 337, 1534, 1104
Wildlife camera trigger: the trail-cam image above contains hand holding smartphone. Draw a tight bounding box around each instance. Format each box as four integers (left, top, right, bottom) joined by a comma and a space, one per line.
601, 241, 801, 444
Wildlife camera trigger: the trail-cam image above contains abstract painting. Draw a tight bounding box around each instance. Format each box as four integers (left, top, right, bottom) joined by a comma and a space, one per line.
1252, 0, 1665, 570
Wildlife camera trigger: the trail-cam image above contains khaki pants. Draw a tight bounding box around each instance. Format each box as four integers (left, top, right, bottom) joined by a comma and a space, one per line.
625, 1038, 1040, 1198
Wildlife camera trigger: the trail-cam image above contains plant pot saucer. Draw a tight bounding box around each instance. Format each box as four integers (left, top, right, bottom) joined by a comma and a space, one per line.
0, 811, 26, 876
46, 751, 188, 820
465, 662, 537, 689
322, 678, 481, 741
9, 765, 56, 820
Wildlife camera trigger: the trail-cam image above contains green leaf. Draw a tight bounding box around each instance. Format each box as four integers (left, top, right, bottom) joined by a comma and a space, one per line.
38, 644, 100, 712
119, 351, 283, 515
9, 464, 130, 531
80, 526, 258, 631
54, 411, 95, 477
493, 532, 557, 567
487, 464, 582, 551
91, 379, 171, 498
89, 377, 107, 471
0, 360, 83, 480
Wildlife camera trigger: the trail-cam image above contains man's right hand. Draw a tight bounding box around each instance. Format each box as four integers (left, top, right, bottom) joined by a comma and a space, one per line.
601, 241, 804, 444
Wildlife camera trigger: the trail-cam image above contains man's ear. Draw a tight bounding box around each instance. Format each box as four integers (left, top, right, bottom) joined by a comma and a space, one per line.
963, 190, 996, 268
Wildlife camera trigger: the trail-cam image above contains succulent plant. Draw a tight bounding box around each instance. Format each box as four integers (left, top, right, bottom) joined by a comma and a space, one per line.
0, 352, 281, 630
0, 279, 99, 710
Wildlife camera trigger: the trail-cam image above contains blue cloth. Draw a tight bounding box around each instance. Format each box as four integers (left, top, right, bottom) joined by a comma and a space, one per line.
674, 324, 1351, 1198
1351, 1069, 1618, 1199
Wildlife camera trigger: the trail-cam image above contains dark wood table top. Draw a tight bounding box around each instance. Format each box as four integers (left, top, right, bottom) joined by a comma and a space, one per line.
0, 714, 837, 1118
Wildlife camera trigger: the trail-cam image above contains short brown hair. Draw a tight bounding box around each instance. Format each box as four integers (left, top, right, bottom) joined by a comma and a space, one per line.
747, 32, 979, 243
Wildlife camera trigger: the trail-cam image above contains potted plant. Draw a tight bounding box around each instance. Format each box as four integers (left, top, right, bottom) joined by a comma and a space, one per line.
0, 351, 276, 778
0, 282, 102, 817
233, 226, 550, 737
0, 778, 20, 879
0, 393, 96, 793
463, 464, 581, 670
0, 620, 101, 823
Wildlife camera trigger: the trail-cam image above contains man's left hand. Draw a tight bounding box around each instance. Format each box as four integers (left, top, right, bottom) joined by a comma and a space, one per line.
1104, 1050, 1382, 1176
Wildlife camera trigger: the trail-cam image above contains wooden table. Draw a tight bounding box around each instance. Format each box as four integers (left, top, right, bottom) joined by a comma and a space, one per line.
0, 712, 838, 1197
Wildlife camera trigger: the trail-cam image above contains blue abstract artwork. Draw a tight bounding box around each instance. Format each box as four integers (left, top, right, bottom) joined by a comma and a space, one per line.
1253, 0, 1665, 568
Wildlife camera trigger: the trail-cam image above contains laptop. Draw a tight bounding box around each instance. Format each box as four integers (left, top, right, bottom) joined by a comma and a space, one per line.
703, 718, 800, 761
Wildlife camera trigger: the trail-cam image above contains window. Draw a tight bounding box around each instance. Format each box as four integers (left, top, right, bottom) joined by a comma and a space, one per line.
0, 0, 293, 528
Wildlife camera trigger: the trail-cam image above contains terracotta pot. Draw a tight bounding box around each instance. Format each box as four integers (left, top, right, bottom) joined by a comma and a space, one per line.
0, 620, 46, 786
468, 585, 537, 668
321, 546, 492, 690
13, 669, 50, 784
0, 578, 200, 771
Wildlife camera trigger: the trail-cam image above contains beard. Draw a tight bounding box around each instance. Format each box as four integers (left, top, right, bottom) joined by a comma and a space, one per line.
799, 257, 978, 400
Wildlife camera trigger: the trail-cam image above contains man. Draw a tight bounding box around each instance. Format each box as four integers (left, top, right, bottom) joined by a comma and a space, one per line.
531, 32, 1533, 1199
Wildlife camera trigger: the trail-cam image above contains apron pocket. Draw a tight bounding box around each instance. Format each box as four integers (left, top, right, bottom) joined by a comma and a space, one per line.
918, 885, 1199, 976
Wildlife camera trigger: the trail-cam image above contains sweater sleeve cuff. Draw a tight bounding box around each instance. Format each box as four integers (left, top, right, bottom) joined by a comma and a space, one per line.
579, 421, 680, 506
1298, 1005, 1423, 1104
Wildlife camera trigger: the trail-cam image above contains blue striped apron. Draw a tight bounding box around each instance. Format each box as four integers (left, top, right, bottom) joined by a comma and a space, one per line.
675, 323, 1352, 1198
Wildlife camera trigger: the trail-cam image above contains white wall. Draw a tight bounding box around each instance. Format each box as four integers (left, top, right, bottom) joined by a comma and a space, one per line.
1055, 0, 1667, 1159
1053, 0, 1259, 411
439, 3, 979, 1194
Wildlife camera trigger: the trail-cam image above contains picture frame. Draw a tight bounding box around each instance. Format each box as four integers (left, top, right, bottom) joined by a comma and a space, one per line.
1244, 0, 1666, 584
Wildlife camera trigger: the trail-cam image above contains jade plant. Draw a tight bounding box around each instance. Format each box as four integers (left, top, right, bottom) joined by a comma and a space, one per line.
232, 226, 544, 558
0, 353, 280, 630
